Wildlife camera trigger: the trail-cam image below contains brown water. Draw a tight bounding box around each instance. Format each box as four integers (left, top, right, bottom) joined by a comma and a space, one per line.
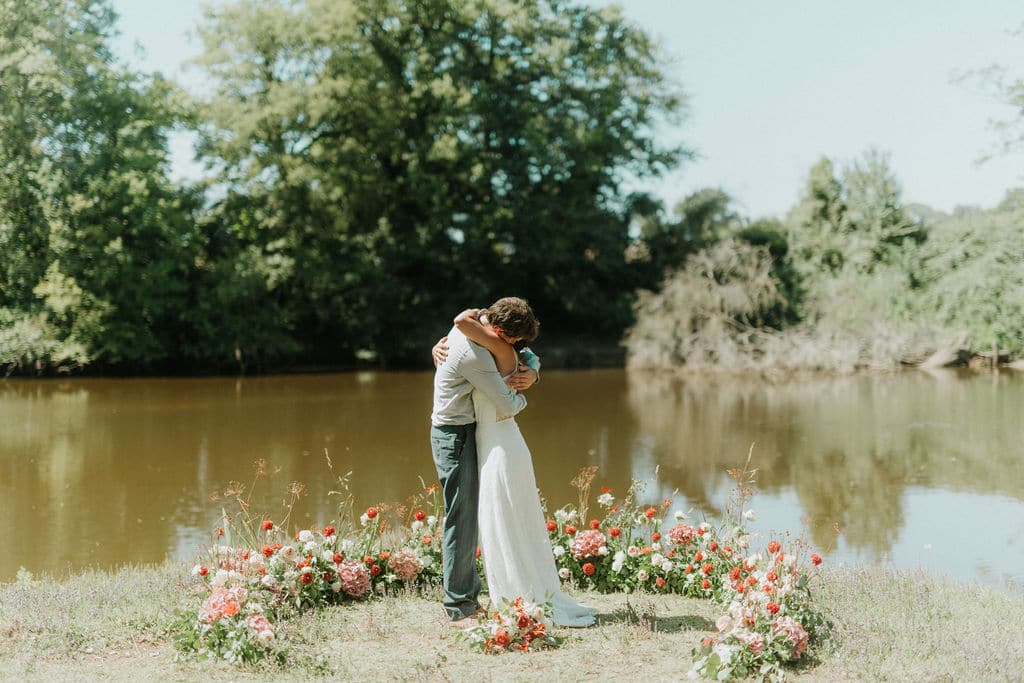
1, 369, 1021, 588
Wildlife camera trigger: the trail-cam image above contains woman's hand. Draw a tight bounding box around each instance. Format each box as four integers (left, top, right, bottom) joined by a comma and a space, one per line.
432, 337, 449, 367
506, 365, 538, 391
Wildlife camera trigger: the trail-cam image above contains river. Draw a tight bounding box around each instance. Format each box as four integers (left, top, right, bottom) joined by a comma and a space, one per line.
1, 369, 1021, 588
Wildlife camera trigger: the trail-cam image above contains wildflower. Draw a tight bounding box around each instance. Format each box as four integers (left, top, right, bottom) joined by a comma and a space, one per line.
668, 523, 695, 546
708, 541, 718, 552
766, 601, 780, 614
811, 553, 822, 565
322, 525, 335, 537
558, 568, 570, 579
261, 520, 274, 531
597, 492, 614, 507
298, 530, 314, 543
390, 549, 423, 582
589, 519, 600, 530
597, 546, 610, 556
743, 509, 756, 522
370, 564, 382, 577
427, 515, 437, 526
772, 615, 808, 659
661, 560, 674, 572
644, 508, 657, 519
767, 540, 781, 554
493, 629, 511, 648
674, 510, 687, 521
701, 579, 711, 589
300, 573, 314, 585
365, 507, 378, 520
359, 513, 370, 526
609, 526, 621, 537
412, 520, 424, 531
637, 570, 649, 582
652, 532, 662, 542
627, 546, 640, 558
735, 629, 764, 655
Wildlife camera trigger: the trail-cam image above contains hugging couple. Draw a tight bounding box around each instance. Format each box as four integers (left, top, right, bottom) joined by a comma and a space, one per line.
429, 297, 595, 628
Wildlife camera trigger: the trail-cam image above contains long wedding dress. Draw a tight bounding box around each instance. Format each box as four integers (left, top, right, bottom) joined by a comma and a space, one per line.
475, 386, 597, 627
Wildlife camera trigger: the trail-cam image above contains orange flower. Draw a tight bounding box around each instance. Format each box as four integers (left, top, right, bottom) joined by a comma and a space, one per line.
729, 567, 741, 580
475, 546, 481, 559
767, 540, 781, 554
708, 541, 718, 552
322, 525, 335, 536
655, 577, 666, 589
546, 520, 557, 532
370, 564, 382, 576
425, 483, 441, 494
694, 551, 704, 562
701, 579, 711, 589
379, 552, 391, 560
701, 563, 713, 575
766, 602, 780, 614
261, 520, 274, 531
363, 555, 373, 565
198, 565, 209, 577
644, 508, 657, 519
422, 534, 433, 545
493, 629, 511, 648
600, 486, 613, 494
261, 545, 274, 558
767, 571, 778, 583
609, 526, 621, 537
589, 519, 600, 530
333, 552, 344, 563
565, 525, 577, 536
811, 553, 823, 566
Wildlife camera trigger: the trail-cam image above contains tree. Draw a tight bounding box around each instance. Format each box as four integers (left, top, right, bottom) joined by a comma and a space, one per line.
194, 0, 684, 363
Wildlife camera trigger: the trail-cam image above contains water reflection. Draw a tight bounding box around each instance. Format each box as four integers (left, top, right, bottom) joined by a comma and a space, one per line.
0, 370, 1021, 588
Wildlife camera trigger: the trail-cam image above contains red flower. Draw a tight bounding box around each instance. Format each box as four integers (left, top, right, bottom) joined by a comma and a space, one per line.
609, 526, 621, 537
708, 541, 718, 552
701, 563, 713, 575
370, 564, 382, 576
322, 571, 333, 581
425, 483, 440, 494
546, 520, 557, 533
215, 527, 224, 537
763, 584, 773, 593
261, 520, 274, 531
685, 564, 694, 574
702, 637, 715, 646
655, 577, 666, 589
493, 629, 511, 648
198, 565, 209, 577
644, 508, 657, 519
261, 545, 274, 558
582, 562, 596, 576
363, 555, 373, 565
600, 486, 613, 494
701, 579, 711, 589
811, 553, 822, 566
333, 552, 344, 563
517, 613, 532, 628
565, 525, 577, 536
414, 509, 426, 522
766, 602, 780, 614
379, 552, 390, 560
747, 576, 758, 587
300, 573, 313, 585
476, 546, 481, 559
652, 532, 661, 542
729, 567, 741, 580
723, 545, 733, 555
767, 540, 781, 554
322, 525, 335, 537
767, 571, 778, 583
696, 527, 705, 536
366, 507, 378, 520
694, 551, 704, 562
422, 534, 433, 545
776, 552, 785, 563
589, 519, 600, 530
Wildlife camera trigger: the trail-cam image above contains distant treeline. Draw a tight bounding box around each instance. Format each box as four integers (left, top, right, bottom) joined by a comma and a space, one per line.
1, 0, 1021, 375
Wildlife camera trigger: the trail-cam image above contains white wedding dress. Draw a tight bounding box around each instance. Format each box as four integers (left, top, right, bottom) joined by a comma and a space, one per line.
474, 387, 597, 627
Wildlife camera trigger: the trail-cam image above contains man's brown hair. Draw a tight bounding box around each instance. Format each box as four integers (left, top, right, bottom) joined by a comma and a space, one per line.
485, 297, 540, 343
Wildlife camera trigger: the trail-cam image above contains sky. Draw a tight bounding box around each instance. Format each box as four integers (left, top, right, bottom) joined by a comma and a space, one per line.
111, 0, 1024, 218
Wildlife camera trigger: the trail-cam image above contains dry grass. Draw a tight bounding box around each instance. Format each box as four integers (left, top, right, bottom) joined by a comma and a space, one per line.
0, 563, 1021, 681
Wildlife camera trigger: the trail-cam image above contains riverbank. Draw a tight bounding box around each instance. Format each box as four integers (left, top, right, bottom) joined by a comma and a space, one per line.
1, 562, 1020, 681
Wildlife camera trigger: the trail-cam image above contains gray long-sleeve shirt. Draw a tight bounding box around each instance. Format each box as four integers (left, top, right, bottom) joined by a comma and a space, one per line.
430, 327, 538, 426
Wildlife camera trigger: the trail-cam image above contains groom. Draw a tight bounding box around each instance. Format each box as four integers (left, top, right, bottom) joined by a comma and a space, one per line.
429, 297, 541, 626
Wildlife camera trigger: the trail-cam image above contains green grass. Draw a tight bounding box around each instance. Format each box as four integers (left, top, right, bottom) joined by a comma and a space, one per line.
0, 563, 1020, 681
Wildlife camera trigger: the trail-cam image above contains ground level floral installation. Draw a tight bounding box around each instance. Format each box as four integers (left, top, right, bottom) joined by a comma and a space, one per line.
175, 457, 830, 679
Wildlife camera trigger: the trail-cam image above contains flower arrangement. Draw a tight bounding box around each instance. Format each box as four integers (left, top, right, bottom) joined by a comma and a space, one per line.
457, 597, 564, 654
175, 457, 828, 679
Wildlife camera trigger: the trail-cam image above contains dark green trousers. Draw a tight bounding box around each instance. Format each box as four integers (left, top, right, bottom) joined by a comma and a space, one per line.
430, 423, 481, 620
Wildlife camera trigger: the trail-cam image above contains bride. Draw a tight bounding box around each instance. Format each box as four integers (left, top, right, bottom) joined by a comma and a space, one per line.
453, 308, 597, 628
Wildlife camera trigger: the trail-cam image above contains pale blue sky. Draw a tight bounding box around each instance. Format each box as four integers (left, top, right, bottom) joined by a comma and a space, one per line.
112, 0, 1024, 218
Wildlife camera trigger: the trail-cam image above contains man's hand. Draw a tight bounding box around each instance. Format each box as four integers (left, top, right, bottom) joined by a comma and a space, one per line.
507, 364, 538, 391
432, 336, 449, 368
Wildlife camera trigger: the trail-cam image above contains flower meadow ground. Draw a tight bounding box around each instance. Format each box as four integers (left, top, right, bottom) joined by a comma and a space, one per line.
0, 563, 1020, 682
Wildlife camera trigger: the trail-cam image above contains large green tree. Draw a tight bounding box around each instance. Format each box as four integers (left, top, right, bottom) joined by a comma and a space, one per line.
194, 0, 683, 363
0, 0, 201, 369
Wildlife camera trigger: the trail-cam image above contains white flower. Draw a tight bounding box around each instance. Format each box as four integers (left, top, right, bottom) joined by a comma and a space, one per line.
554, 509, 568, 523
190, 564, 204, 576
360, 513, 370, 526
716, 615, 733, 633
698, 522, 711, 532
412, 520, 424, 531
340, 539, 354, 552
613, 550, 626, 563
257, 630, 274, 644
228, 570, 243, 583
712, 643, 737, 664
661, 560, 674, 573
597, 545, 610, 556
637, 569, 649, 582
651, 542, 662, 553
211, 569, 229, 587
597, 493, 614, 507
651, 553, 665, 566
280, 545, 295, 558
300, 565, 313, 575
298, 530, 314, 543
552, 545, 565, 557
627, 545, 640, 558
303, 541, 318, 553
558, 568, 570, 579
612, 560, 624, 573
674, 510, 687, 521
532, 606, 546, 621
331, 581, 342, 593
743, 509, 756, 522
261, 575, 276, 588
427, 515, 437, 527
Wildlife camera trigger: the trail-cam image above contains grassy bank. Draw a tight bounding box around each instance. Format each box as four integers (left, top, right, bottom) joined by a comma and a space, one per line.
0, 563, 1020, 681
